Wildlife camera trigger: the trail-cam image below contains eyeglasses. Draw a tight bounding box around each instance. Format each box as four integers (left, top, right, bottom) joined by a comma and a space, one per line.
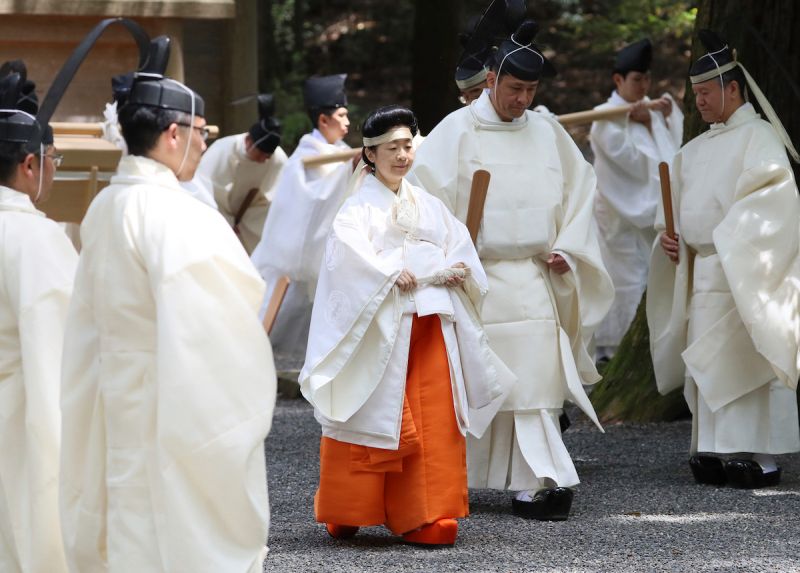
42, 152, 64, 167
176, 122, 210, 141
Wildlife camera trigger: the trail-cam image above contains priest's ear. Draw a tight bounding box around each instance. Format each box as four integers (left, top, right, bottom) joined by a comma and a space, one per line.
612, 72, 624, 89
163, 122, 182, 149
486, 70, 498, 90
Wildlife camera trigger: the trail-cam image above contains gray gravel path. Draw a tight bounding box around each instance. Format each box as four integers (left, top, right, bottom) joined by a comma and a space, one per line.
264, 397, 800, 572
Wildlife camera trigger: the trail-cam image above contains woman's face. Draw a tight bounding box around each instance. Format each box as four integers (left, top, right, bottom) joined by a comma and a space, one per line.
366, 129, 414, 190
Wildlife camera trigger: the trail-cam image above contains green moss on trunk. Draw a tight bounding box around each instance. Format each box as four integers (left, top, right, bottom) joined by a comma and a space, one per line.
590, 293, 689, 423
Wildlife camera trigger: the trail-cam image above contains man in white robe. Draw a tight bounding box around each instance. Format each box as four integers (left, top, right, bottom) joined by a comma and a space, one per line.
251, 74, 353, 370
191, 94, 288, 254
60, 67, 277, 571
0, 68, 74, 573
590, 38, 683, 361
409, 20, 613, 520
649, 29, 800, 488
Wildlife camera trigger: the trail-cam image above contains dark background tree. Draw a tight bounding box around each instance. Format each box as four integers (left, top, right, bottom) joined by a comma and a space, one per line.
590, 0, 800, 422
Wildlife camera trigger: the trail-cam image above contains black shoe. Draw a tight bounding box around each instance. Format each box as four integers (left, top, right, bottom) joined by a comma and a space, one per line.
511, 487, 573, 521
559, 412, 571, 434
689, 455, 727, 485
724, 459, 782, 489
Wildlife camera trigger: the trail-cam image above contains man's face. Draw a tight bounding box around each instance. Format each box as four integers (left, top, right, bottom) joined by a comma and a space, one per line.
614, 70, 651, 103
692, 78, 729, 124
176, 117, 208, 181
245, 135, 272, 163
488, 71, 538, 121
459, 83, 486, 105
319, 107, 349, 144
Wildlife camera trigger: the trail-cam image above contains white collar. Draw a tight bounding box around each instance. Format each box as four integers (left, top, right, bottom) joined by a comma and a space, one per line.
111, 155, 185, 192
0, 185, 42, 216
709, 102, 757, 132
470, 89, 528, 131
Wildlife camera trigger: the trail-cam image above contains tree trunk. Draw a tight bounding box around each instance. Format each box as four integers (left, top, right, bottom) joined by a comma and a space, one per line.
591, 0, 800, 422
411, 0, 463, 133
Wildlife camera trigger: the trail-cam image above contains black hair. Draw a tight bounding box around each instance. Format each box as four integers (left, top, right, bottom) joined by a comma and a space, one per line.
360, 105, 418, 168
721, 66, 748, 100
0, 140, 30, 185
118, 104, 191, 157
308, 106, 337, 129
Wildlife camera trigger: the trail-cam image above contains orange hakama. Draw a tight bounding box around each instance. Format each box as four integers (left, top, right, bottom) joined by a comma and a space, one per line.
314, 313, 468, 534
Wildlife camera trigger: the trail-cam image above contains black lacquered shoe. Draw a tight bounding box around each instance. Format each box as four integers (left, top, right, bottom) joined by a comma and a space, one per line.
689, 455, 727, 486
511, 487, 573, 521
724, 459, 781, 489
559, 412, 571, 434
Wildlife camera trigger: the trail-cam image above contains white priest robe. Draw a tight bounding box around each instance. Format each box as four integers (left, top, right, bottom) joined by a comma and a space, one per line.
60, 155, 277, 573
0, 187, 76, 573
300, 175, 511, 448
192, 133, 289, 254
590, 92, 683, 350
409, 90, 614, 491
647, 103, 800, 455
251, 130, 352, 369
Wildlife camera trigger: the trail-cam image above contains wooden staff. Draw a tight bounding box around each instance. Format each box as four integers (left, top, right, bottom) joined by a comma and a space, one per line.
465, 169, 491, 246
658, 162, 676, 240
52, 122, 221, 140
301, 149, 360, 168
233, 188, 259, 234
262, 276, 291, 335
556, 101, 662, 127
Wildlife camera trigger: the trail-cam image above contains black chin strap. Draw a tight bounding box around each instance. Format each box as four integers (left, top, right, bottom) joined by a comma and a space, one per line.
37, 17, 150, 126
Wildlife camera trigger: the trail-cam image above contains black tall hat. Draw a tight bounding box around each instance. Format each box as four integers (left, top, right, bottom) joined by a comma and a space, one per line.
494, 20, 556, 81
455, 15, 491, 90
455, 0, 527, 89
111, 73, 134, 105
0, 60, 39, 115
248, 93, 282, 154
303, 74, 348, 111
0, 68, 49, 152
613, 38, 652, 75
689, 29, 736, 84
125, 36, 205, 116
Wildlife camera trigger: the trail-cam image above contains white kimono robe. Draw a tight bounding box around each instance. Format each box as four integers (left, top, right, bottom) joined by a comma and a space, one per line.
590, 91, 683, 349
251, 130, 352, 369
0, 187, 77, 573
409, 90, 614, 490
300, 175, 511, 448
60, 155, 277, 573
191, 133, 289, 254
648, 103, 800, 455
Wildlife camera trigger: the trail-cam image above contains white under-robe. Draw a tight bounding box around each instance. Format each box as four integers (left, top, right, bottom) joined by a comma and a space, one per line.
191, 133, 288, 254
591, 91, 683, 349
647, 103, 800, 455
60, 155, 277, 573
301, 174, 513, 447
409, 90, 614, 490
251, 129, 352, 369
0, 186, 76, 573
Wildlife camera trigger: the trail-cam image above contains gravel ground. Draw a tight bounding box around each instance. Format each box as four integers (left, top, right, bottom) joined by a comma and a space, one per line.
264, 397, 800, 572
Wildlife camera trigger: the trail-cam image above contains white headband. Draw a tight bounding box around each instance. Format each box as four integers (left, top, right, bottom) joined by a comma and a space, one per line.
456, 68, 488, 90
363, 126, 413, 147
